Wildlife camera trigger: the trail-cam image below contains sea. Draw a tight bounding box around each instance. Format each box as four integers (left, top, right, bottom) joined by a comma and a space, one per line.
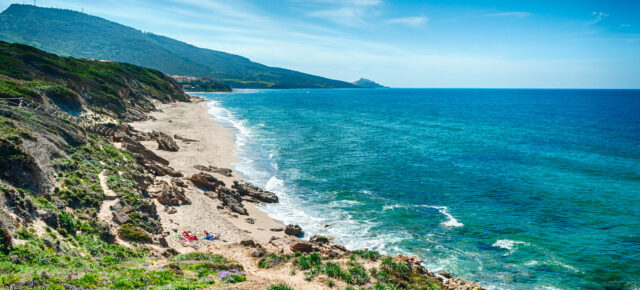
193, 89, 640, 289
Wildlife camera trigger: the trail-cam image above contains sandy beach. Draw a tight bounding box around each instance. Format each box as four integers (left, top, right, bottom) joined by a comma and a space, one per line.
129, 97, 289, 246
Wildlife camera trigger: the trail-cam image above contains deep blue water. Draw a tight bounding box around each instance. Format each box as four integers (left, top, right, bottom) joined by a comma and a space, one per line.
195, 89, 640, 289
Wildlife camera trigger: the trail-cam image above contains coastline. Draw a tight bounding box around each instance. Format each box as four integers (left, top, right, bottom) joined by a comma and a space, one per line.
127, 96, 483, 289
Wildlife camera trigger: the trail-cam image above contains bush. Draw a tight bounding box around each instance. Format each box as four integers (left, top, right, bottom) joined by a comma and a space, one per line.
117, 224, 150, 242
296, 256, 311, 270
268, 283, 294, 290
353, 249, 381, 260
0, 228, 12, 254
324, 262, 343, 278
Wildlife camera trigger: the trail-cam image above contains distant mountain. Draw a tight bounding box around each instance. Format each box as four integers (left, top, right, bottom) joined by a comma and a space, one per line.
0, 4, 358, 89
352, 78, 386, 88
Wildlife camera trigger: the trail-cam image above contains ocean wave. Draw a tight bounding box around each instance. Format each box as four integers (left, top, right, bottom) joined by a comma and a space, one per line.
420, 205, 464, 228
492, 239, 530, 256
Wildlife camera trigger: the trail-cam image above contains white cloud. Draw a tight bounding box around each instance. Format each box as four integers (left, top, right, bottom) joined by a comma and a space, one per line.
588, 11, 608, 25
484, 11, 531, 18
387, 16, 428, 27
302, 0, 382, 27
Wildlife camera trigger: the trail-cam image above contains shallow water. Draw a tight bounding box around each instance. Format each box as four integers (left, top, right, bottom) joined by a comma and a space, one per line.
195, 89, 640, 289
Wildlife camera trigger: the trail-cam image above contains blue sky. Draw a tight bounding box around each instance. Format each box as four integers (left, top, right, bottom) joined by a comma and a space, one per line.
2, 0, 639, 88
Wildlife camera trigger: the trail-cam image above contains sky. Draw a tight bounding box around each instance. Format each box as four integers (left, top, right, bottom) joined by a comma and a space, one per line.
2, 0, 639, 88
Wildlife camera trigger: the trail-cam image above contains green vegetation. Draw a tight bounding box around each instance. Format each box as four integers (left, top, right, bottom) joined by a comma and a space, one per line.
0, 4, 358, 89
0, 40, 186, 119
268, 283, 294, 290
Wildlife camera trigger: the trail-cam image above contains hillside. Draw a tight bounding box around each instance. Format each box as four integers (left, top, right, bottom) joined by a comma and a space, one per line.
352, 78, 386, 88
0, 4, 358, 89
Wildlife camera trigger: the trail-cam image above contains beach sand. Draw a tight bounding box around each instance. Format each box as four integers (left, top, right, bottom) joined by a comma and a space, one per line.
129, 97, 288, 247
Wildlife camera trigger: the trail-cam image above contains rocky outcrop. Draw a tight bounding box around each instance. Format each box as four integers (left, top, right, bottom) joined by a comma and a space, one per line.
121, 140, 169, 166
284, 224, 304, 237
444, 278, 485, 290
188, 172, 225, 191
151, 130, 179, 152
218, 187, 247, 215
290, 241, 315, 253
194, 165, 233, 177
139, 160, 183, 177
149, 180, 191, 206
309, 235, 331, 245
232, 181, 278, 203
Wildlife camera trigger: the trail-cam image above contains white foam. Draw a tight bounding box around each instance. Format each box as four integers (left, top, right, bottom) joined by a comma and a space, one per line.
421, 205, 464, 227
492, 239, 529, 256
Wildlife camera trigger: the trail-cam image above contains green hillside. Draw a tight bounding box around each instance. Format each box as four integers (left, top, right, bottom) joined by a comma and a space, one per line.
0, 41, 188, 120
0, 4, 358, 89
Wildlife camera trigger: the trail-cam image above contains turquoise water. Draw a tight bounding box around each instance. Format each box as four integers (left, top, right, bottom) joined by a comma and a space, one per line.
195, 89, 640, 289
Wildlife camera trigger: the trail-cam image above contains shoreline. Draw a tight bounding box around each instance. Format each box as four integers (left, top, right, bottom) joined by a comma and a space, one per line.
127, 96, 483, 289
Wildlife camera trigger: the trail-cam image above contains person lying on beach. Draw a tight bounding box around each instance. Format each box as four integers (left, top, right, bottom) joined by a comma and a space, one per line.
182, 231, 198, 242
203, 231, 220, 241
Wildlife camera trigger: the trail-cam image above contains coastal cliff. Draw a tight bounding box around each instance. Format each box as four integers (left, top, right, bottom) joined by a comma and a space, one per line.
0, 42, 482, 289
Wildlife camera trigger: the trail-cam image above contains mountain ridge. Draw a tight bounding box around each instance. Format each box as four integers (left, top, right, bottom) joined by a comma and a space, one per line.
0, 4, 358, 89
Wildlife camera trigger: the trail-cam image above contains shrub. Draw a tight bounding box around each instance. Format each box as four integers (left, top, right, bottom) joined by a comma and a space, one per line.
296, 256, 311, 270
268, 283, 294, 290
323, 262, 343, 278
309, 252, 322, 264
353, 249, 381, 260
117, 224, 150, 242
0, 228, 12, 254
258, 254, 291, 268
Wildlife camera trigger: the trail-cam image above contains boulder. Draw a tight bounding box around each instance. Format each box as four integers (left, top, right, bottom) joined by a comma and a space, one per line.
112, 211, 130, 224
285, 224, 304, 237
394, 255, 431, 275
218, 187, 247, 215
290, 241, 315, 254
188, 172, 225, 191
149, 180, 191, 206
171, 178, 187, 188
194, 165, 233, 177
121, 140, 169, 165
232, 181, 278, 203
151, 130, 179, 152
140, 160, 183, 177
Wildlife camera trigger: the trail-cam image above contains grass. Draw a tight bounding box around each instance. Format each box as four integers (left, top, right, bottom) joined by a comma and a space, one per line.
268, 283, 294, 290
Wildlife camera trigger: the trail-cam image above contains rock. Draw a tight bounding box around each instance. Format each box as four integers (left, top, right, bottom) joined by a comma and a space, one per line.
194, 165, 233, 177
188, 172, 225, 191
174, 134, 198, 143
38, 210, 59, 228
121, 139, 169, 165
132, 173, 154, 193
140, 160, 183, 177
285, 224, 304, 237
438, 271, 453, 279
164, 207, 177, 214
150, 180, 191, 206
245, 218, 255, 224
232, 180, 278, 203
151, 130, 179, 152
290, 241, 315, 254
443, 278, 485, 290
171, 178, 187, 188
124, 108, 147, 121
270, 228, 284, 232
159, 237, 170, 248
218, 187, 247, 215
240, 240, 257, 247
310, 235, 330, 245
112, 211, 130, 224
